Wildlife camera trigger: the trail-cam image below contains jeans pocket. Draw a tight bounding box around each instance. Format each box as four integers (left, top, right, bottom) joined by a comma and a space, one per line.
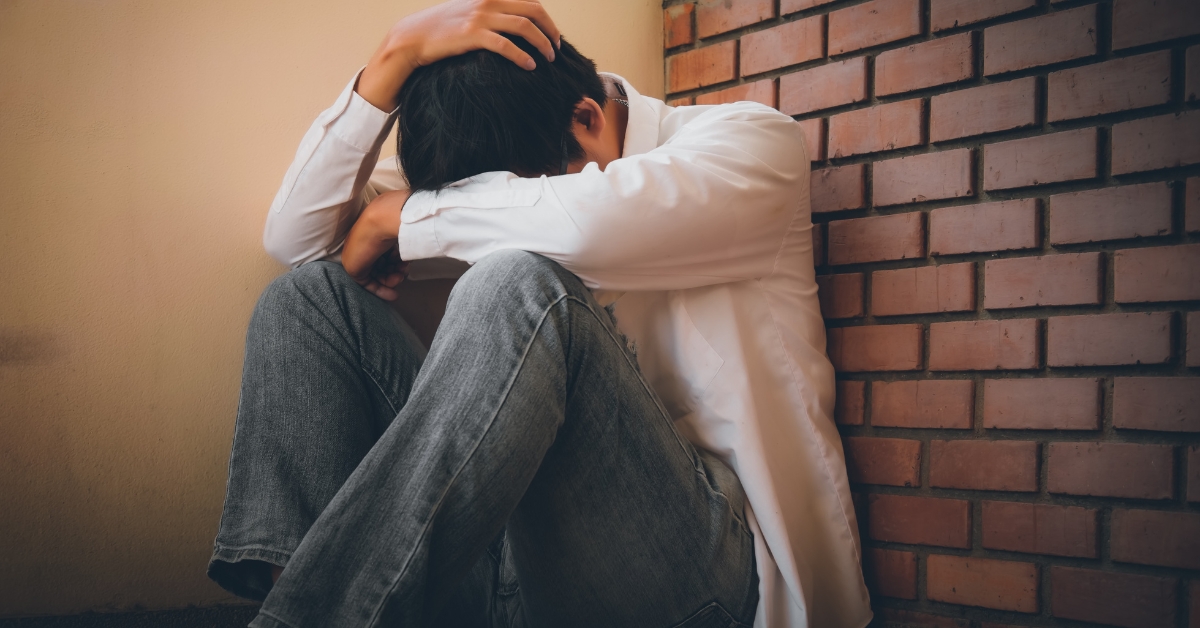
668, 602, 749, 628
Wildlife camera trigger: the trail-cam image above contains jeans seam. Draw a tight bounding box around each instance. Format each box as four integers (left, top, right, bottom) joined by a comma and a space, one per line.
360, 364, 401, 416
212, 543, 293, 562
573, 295, 702, 464
364, 292, 572, 628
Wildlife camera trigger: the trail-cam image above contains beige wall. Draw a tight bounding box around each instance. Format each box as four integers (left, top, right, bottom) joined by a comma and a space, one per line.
0, 0, 663, 617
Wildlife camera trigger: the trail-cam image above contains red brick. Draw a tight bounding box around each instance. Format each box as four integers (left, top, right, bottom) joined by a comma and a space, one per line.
1052, 567, 1176, 628
872, 379, 974, 428
1189, 177, 1200, 233
1048, 312, 1171, 366
863, 548, 916, 600
798, 118, 824, 161
984, 252, 1102, 309
740, 17, 823, 77
929, 199, 1038, 255
1112, 0, 1200, 50
1188, 45, 1199, 102
984, 5, 1097, 75
1048, 51, 1172, 122
779, 58, 867, 116
930, 440, 1039, 491
664, 3, 695, 48
984, 128, 1098, 190
696, 0, 773, 38
874, 149, 974, 207
1189, 446, 1200, 502
1111, 509, 1200, 569
694, 79, 776, 107
811, 164, 864, 214
879, 610, 969, 628
983, 378, 1101, 430
828, 99, 923, 158
781, 0, 836, 15
872, 263, 975, 316
876, 33, 974, 96
929, 319, 1039, 371
1047, 442, 1174, 499
827, 324, 922, 372
931, 0, 1036, 32
931, 77, 1037, 142
1112, 110, 1200, 174
816, 273, 864, 319
812, 222, 825, 267
1049, 182, 1173, 245
1191, 311, 1200, 368
668, 41, 737, 93
1113, 377, 1200, 432
827, 213, 924, 265
828, 0, 920, 55
843, 436, 921, 486
982, 501, 1098, 558
835, 380, 864, 425
1115, 244, 1200, 303
867, 494, 970, 547
927, 555, 1039, 612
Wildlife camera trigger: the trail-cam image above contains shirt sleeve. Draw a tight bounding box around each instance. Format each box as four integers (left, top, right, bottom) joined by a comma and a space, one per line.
261, 71, 404, 268
397, 102, 810, 291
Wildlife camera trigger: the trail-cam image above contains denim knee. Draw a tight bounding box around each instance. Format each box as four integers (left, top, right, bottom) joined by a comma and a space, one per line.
255, 261, 355, 317
450, 250, 580, 307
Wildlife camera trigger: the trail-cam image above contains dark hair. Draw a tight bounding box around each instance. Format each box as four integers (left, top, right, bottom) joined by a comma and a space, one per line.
397, 35, 606, 191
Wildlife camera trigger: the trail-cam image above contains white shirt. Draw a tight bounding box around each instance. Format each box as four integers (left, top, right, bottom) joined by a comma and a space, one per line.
264, 71, 872, 628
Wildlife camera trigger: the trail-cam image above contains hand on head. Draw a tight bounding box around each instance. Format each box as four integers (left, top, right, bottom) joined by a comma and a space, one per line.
357, 0, 562, 112
344, 0, 562, 298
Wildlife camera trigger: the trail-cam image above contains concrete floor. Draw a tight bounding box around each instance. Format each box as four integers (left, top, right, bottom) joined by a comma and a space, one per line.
0, 606, 259, 628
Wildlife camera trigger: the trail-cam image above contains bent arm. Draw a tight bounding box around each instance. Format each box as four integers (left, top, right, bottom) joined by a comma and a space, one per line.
262, 75, 400, 268
262, 0, 562, 268
398, 103, 811, 290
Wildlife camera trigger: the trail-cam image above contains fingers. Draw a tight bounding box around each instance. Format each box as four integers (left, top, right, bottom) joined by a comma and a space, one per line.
362, 279, 399, 301
495, 0, 560, 48
480, 31, 536, 70
489, 13, 555, 64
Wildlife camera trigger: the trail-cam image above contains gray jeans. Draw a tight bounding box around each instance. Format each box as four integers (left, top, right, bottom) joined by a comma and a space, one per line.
208, 251, 757, 628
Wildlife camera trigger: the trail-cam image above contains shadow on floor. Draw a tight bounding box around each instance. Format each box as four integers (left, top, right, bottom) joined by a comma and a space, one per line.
0, 606, 260, 628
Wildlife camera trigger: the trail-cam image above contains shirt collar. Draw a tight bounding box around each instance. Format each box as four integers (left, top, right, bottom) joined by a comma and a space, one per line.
599, 72, 659, 158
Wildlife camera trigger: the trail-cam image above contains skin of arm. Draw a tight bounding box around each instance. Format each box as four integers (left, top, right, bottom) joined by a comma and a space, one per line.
339, 0, 563, 298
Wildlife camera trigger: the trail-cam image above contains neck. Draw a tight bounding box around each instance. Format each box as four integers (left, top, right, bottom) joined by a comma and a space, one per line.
607, 98, 628, 158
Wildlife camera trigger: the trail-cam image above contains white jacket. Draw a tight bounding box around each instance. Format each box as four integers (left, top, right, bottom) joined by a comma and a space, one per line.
264, 71, 871, 628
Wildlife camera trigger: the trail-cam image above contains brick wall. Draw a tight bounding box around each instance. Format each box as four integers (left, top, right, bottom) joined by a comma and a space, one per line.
663, 0, 1200, 626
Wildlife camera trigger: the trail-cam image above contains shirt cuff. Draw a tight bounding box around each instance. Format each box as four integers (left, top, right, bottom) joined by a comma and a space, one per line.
326, 72, 397, 153
398, 192, 444, 261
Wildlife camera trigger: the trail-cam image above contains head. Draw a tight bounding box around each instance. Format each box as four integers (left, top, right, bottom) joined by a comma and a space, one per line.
397, 35, 620, 191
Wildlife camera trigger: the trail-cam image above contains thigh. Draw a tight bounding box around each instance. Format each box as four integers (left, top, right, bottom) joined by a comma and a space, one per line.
499, 289, 758, 628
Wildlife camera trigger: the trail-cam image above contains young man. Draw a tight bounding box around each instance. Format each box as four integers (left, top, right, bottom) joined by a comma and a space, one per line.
209, 1, 869, 626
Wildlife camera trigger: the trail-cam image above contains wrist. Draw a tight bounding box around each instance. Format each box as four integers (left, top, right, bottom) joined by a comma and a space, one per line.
358, 36, 419, 112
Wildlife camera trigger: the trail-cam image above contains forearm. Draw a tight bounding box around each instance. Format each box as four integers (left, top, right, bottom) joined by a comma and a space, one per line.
263, 75, 397, 267
357, 34, 419, 112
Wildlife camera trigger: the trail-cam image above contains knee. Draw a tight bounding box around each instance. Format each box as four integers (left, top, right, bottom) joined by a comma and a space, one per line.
452, 250, 577, 305
254, 261, 356, 320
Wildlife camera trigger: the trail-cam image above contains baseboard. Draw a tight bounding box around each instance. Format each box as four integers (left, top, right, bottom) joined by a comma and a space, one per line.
0, 605, 260, 628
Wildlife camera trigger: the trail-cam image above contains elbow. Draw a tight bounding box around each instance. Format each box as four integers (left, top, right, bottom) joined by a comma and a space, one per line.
261, 223, 300, 268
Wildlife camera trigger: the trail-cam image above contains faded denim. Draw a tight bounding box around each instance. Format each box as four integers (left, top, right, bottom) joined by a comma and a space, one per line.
209, 252, 757, 628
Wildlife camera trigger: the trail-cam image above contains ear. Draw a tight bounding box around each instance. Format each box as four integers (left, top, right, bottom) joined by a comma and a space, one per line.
571, 97, 606, 139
